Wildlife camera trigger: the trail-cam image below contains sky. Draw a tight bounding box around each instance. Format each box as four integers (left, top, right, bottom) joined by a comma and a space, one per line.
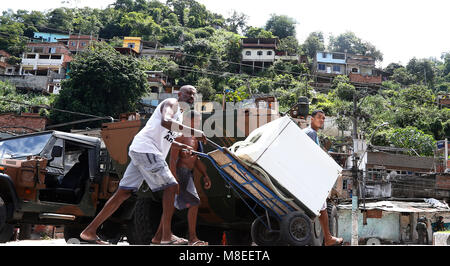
1, 0, 449, 68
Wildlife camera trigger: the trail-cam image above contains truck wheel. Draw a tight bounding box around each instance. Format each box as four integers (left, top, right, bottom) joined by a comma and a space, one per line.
0, 196, 13, 243
251, 216, 282, 246
64, 224, 84, 243
98, 221, 122, 245
327, 203, 339, 237
310, 217, 324, 246
0, 224, 13, 243
132, 197, 161, 245
18, 224, 32, 240
280, 211, 312, 246
0, 197, 6, 231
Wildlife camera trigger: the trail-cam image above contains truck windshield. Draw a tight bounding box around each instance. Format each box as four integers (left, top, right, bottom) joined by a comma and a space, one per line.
0, 133, 52, 159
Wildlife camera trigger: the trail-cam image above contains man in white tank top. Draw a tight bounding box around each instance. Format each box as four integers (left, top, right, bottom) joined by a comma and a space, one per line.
80, 85, 206, 244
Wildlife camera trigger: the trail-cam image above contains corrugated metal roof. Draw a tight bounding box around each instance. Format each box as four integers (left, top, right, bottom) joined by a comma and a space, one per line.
338, 200, 450, 213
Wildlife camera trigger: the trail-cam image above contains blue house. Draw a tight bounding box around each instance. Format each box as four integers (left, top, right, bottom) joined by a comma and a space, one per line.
33, 32, 69, 43
315, 51, 347, 75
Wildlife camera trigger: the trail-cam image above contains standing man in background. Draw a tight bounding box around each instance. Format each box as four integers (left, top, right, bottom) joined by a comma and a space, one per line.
303, 110, 344, 246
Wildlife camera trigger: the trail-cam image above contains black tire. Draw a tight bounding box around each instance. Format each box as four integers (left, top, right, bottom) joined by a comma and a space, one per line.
310, 217, 324, 246
327, 203, 339, 237
64, 224, 84, 243
0, 196, 13, 243
98, 220, 122, 245
250, 216, 282, 246
280, 211, 312, 246
0, 196, 6, 231
18, 224, 32, 240
131, 197, 162, 245
0, 223, 13, 243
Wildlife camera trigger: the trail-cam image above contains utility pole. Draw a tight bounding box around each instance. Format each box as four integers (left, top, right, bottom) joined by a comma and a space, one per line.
351, 92, 359, 246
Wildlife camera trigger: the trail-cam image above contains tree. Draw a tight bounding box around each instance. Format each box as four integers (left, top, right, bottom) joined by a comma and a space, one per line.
196, 77, 215, 101
278, 36, 301, 55
391, 67, 416, 86
264, 14, 297, 39
302, 31, 325, 59
120, 12, 162, 39
50, 42, 148, 127
225, 10, 248, 34
389, 126, 436, 156
46, 8, 74, 32
406, 58, 436, 88
328, 31, 383, 61
244, 26, 274, 38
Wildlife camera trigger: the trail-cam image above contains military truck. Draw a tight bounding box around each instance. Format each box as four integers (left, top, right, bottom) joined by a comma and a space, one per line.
0, 97, 338, 245
0, 130, 138, 243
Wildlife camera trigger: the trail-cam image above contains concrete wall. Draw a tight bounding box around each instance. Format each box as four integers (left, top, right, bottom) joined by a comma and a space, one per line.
0, 75, 48, 91
338, 209, 401, 244
241, 48, 275, 62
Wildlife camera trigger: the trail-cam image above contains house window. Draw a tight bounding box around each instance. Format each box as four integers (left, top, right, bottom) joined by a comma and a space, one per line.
33, 47, 44, 53
81, 42, 86, 47
318, 64, 326, 71
333, 65, 341, 72
50, 55, 62, 60
352, 68, 359, 73
257, 51, 263, 56
128, 43, 135, 49
322, 52, 327, 58
48, 47, 56, 53
332, 53, 345, 60
26, 54, 36, 59
267, 51, 272, 56
245, 51, 251, 56
39, 54, 50, 59
71, 41, 77, 46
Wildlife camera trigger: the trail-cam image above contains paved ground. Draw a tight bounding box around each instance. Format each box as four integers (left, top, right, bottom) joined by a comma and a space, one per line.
0, 238, 130, 246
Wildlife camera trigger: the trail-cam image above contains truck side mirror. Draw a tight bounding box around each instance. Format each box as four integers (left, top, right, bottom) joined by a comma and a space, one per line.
51, 146, 63, 158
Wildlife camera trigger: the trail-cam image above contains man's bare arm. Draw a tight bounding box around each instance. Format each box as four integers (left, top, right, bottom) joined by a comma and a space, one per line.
160, 99, 206, 143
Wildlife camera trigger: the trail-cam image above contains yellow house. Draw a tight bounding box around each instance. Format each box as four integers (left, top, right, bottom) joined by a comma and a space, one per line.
123, 37, 142, 54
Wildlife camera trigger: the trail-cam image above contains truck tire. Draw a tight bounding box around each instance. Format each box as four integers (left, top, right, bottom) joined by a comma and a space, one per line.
327, 203, 339, 237
250, 215, 282, 246
98, 221, 122, 245
280, 211, 312, 246
132, 197, 161, 245
0, 196, 13, 243
18, 224, 32, 240
0, 197, 6, 231
310, 217, 324, 246
64, 224, 84, 243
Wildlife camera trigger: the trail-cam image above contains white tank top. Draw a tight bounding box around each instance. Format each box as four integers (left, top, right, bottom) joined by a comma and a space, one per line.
129, 98, 183, 158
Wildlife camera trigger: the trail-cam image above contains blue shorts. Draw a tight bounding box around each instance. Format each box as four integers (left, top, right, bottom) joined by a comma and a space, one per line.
174, 167, 200, 210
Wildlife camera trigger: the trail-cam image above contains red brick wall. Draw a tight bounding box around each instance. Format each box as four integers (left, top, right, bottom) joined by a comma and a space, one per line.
436, 175, 450, 190
349, 73, 382, 84
0, 113, 47, 134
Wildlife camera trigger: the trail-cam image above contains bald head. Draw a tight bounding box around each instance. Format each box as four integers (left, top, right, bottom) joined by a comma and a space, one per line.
178, 85, 197, 104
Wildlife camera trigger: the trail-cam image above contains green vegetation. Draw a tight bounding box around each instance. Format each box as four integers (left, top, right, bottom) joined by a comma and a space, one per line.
0, 0, 448, 152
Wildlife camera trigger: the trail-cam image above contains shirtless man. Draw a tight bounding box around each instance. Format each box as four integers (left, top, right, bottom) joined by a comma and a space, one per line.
167, 110, 211, 246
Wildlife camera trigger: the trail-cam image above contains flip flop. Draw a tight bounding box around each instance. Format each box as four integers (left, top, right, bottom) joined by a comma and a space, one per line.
189, 240, 208, 246
158, 239, 177, 245
152, 235, 189, 245
80, 236, 109, 245
325, 237, 343, 246
172, 235, 189, 245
